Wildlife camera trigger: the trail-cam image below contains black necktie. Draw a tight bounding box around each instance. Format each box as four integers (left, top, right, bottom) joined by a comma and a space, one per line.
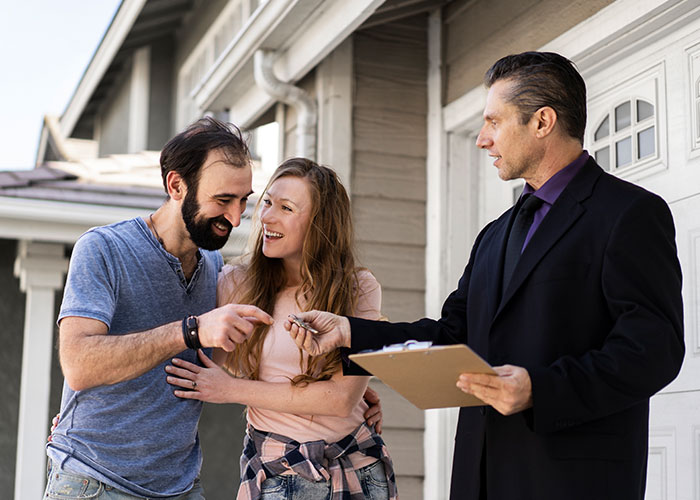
502, 194, 543, 293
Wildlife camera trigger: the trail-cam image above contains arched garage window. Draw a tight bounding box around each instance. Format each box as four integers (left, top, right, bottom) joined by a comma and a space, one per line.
591, 98, 656, 171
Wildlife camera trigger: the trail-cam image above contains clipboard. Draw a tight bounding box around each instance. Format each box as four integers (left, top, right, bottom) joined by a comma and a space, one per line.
349, 342, 496, 410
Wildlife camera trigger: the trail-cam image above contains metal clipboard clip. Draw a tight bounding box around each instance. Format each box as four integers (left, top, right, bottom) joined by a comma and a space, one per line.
381, 340, 433, 352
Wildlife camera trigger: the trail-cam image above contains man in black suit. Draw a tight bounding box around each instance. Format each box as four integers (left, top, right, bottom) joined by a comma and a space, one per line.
286, 52, 684, 499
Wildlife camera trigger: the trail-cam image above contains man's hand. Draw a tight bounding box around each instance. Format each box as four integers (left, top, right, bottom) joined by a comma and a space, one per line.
456, 364, 533, 416
197, 304, 273, 351
284, 311, 350, 356
363, 386, 383, 434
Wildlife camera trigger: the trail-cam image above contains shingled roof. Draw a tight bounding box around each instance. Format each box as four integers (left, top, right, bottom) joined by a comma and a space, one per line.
0, 164, 166, 210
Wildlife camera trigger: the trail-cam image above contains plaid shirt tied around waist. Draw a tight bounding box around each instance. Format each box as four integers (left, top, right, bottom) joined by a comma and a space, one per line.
238, 422, 398, 500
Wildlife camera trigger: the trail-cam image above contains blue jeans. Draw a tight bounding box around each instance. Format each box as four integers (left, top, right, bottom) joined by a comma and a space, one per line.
44, 460, 206, 500
260, 460, 389, 500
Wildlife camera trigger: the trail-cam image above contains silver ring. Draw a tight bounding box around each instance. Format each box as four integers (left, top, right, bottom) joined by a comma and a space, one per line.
191, 380, 197, 389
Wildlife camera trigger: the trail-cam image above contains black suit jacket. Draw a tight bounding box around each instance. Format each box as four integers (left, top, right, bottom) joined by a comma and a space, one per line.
346, 159, 684, 499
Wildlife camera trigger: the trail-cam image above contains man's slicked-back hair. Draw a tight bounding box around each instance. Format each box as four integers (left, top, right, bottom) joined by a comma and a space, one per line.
485, 52, 587, 143
159, 116, 250, 196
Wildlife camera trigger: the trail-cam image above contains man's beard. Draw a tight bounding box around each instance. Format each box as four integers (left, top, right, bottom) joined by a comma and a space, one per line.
181, 190, 232, 250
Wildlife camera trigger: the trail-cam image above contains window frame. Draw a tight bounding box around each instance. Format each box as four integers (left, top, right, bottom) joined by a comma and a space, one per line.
585, 61, 667, 182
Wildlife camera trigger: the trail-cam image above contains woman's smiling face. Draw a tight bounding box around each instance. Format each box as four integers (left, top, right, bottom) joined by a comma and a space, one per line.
259, 175, 313, 268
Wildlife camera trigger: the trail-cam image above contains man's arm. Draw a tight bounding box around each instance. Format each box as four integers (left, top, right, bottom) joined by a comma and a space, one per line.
60, 316, 181, 391
60, 303, 273, 391
288, 222, 497, 356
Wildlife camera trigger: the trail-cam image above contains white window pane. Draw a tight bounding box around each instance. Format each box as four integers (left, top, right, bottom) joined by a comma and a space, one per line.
637, 100, 654, 122
615, 102, 631, 132
616, 137, 632, 168
638, 127, 655, 159
595, 147, 610, 171
594, 116, 610, 141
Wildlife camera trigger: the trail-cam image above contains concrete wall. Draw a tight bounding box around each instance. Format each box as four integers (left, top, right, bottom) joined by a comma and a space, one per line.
443, 0, 614, 104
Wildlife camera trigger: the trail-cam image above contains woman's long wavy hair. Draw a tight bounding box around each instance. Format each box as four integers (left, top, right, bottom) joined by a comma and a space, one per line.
223, 158, 359, 386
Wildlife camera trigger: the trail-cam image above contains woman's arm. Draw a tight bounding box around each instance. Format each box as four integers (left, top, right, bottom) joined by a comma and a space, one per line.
166, 349, 368, 417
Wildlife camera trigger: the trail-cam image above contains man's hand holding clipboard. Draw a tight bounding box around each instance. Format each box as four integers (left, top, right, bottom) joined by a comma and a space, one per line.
285, 310, 535, 414
456, 365, 534, 415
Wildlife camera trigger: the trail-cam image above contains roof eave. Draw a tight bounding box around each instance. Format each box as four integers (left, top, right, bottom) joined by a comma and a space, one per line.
59, 0, 147, 140
194, 0, 385, 128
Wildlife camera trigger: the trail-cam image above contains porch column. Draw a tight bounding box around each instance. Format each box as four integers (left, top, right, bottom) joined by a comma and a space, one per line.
13, 241, 68, 500
316, 37, 353, 192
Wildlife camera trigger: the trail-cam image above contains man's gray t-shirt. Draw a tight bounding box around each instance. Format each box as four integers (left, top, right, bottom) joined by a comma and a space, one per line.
48, 217, 223, 497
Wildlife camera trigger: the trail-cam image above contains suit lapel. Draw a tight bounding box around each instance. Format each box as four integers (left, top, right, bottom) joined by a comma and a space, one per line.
494, 159, 602, 319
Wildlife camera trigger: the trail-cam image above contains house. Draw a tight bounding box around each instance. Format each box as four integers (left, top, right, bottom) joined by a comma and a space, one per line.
4, 0, 700, 499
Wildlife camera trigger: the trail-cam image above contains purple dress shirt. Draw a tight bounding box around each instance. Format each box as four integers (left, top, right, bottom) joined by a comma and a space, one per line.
520, 151, 589, 251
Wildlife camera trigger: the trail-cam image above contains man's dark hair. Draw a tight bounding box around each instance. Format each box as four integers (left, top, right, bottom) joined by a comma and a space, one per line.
485, 52, 587, 143
159, 116, 250, 196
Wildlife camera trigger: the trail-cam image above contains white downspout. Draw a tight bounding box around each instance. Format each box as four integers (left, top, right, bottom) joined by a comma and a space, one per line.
254, 49, 317, 159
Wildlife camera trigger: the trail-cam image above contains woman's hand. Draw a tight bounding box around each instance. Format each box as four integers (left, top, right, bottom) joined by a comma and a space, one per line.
48, 413, 60, 443
166, 349, 238, 404
363, 387, 383, 434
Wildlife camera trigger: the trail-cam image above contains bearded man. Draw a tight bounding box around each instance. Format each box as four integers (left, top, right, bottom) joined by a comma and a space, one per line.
46, 117, 274, 500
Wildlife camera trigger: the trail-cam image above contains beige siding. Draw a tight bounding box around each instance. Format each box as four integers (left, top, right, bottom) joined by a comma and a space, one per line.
354, 151, 426, 201
357, 242, 425, 291
353, 15, 428, 497
444, 0, 615, 104
354, 197, 426, 247
381, 290, 426, 323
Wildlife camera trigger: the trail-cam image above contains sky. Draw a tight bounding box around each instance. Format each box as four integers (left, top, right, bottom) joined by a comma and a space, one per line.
0, 0, 122, 170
